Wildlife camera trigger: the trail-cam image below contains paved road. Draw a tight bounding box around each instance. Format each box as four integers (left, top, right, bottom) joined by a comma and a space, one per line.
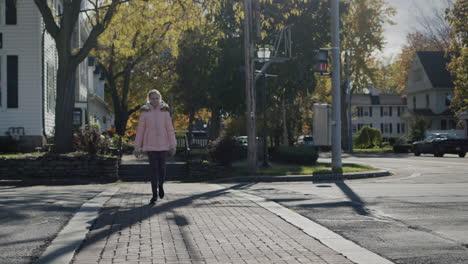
0, 184, 108, 264
223, 154, 468, 264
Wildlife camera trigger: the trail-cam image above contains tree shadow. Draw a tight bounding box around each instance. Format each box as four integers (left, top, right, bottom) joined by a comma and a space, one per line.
38, 183, 251, 263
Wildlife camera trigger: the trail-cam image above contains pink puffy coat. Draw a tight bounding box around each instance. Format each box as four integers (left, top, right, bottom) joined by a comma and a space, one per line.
134, 105, 177, 152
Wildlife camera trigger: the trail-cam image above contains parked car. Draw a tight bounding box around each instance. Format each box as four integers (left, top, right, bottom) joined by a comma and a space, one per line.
236, 136, 261, 146
237, 136, 248, 146
412, 133, 468, 157
294, 135, 315, 147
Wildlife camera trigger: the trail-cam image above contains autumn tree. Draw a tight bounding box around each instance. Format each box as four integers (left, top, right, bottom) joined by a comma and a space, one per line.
446, 0, 468, 114
94, 1, 196, 141
34, 0, 126, 153
341, 0, 395, 149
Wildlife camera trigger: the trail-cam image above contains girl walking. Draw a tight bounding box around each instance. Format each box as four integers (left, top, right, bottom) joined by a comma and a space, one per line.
134, 89, 177, 205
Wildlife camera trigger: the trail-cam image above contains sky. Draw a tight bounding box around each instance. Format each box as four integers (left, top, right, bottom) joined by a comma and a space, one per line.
378, 0, 451, 61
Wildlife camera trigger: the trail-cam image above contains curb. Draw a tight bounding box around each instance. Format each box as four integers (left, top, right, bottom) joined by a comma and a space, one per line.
225, 186, 394, 264
34, 186, 119, 264
213, 170, 391, 183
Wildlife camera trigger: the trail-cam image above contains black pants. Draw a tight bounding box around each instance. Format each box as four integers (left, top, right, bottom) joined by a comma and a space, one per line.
147, 151, 166, 198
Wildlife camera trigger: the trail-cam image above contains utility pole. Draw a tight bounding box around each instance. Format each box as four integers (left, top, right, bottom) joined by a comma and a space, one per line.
243, 0, 257, 172
346, 52, 353, 153
331, 0, 342, 170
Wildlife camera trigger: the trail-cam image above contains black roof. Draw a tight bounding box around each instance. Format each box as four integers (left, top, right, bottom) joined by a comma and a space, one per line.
417, 51, 454, 88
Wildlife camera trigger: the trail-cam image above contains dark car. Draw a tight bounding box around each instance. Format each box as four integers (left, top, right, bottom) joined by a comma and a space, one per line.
294, 135, 315, 147
412, 133, 468, 157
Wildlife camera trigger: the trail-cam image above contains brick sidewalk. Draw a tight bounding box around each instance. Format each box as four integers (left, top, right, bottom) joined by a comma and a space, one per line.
71, 183, 353, 264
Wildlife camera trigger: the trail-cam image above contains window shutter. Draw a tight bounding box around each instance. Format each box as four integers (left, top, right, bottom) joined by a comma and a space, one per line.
390, 123, 393, 134
380, 123, 383, 132
6, 0, 17, 25
369, 107, 373, 117
380, 107, 383, 117
389, 107, 392, 116
7, 55, 18, 108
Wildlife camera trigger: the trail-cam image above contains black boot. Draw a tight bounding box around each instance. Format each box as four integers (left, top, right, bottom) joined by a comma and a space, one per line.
158, 185, 165, 199
149, 196, 157, 205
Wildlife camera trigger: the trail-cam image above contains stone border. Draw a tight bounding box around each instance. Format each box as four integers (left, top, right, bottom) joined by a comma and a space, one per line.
213, 170, 391, 183
35, 186, 119, 264
0, 154, 118, 180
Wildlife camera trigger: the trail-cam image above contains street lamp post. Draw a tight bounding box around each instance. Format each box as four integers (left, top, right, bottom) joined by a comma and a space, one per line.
257, 48, 274, 167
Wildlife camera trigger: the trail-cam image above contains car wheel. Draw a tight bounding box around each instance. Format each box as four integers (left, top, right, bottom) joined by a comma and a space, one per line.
459, 152, 466, 158
413, 147, 421, 156
434, 152, 444, 157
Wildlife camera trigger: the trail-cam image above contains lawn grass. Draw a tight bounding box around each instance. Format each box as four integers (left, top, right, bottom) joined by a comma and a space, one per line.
0, 152, 46, 159
241, 162, 376, 176
352, 146, 394, 154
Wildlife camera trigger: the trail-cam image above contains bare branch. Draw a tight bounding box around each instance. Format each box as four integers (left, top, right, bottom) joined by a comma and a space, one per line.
34, 0, 60, 39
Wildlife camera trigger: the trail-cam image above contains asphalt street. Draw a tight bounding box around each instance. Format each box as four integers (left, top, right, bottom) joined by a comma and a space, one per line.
0, 184, 108, 264
222, 153, 468, 264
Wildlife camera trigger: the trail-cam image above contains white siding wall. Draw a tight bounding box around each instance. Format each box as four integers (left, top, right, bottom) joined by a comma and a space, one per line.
352, 105, 407, 138
405, 56, 432, 95
43, 25, 58, 137
0, 1, 42, 137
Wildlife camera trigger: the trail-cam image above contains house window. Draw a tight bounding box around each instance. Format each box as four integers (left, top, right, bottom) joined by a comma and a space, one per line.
413, 96, 416, 109
369, 123, 373, 128
73, 108, 82, 126
5, 0, 16, 25
7, 55, 18, 108
426, 94, 430, 108
441, 120, 447, 130
401, 123, 406, 133
352, 124, 357, 133
382, 107, 389, 116
449, 120, 456, 130
397, 107, 401, 116
364, 108, 369, 116
47, 63, 55, 112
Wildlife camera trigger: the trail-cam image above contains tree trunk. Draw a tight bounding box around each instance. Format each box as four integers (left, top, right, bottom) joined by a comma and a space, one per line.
281, 96, 288, 146
53, 58, 77, 153
209, 106, 221, 140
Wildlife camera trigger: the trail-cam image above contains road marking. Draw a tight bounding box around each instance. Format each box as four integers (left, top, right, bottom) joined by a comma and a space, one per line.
226, 186, 394, 264
398, 173, 422, 181
35, 186, 119, 264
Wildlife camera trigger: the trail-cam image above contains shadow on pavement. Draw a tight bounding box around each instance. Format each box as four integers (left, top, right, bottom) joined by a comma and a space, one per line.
38, 183, 252, 263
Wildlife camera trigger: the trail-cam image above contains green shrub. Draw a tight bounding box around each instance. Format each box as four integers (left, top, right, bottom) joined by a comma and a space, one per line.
207, 136, 243, 167
74, 123, 111, 155
110, 135, 133, 154
393, 144, 412, 153
409, 115, 430, 142
354, 126, 382, 149
271, 146, 318, 165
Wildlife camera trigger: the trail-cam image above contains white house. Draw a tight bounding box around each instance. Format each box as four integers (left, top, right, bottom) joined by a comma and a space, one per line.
403, 51, 465, 137
351, 88, 407, 140
0, 0, 113, 151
